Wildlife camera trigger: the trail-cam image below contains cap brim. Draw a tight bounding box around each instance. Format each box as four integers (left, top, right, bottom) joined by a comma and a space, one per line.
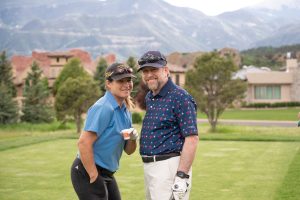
137, 62, 165, 72
111, 73, 136, 81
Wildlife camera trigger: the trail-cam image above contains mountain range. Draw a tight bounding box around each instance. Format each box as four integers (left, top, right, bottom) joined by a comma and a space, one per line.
1, 0, 300, 59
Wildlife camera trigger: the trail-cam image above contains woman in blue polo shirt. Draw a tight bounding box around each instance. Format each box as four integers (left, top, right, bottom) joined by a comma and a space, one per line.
71, 63, 138, 200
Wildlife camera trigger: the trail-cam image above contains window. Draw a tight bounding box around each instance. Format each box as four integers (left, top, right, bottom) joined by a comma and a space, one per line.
56, 57, 59, 63
254, 85, 281, 99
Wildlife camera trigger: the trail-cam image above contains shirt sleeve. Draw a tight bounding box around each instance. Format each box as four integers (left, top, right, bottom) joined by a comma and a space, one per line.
84, 103, 113, 137
175, 94, 198, 137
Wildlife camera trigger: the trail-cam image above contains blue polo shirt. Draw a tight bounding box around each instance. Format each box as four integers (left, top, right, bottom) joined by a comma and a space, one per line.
81, 91, 132, 172
139, 78, 198, 156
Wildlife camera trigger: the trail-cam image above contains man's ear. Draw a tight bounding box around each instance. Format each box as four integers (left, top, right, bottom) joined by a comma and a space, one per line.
163, 67, 170, 77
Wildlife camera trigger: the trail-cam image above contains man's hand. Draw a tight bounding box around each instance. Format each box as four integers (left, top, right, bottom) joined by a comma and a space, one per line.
172, 176, 189, 200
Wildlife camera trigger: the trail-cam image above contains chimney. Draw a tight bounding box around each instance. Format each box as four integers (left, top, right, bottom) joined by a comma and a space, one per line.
286, 52, 298, 72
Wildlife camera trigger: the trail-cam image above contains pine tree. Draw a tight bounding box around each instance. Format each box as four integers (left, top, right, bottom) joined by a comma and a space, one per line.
0, 51, 18, 124
21, 61, 54, 123
94, 58, 108, 95
0, 84, 19, 124
0, 51, 16, 96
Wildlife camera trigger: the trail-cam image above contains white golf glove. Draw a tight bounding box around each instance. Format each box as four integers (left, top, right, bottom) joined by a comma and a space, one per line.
121, 128, 139, 140
129, 128, 139, 140
172, 176, 189, 200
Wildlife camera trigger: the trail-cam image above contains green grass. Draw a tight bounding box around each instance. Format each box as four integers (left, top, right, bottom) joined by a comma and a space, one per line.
274, 148, 300, 200
0, 122, 77, 151
1, 123, 300, 199
198, 108, 300, 121
0, 121, 76, 132
199, 124, 300, 142
0, 139, 299, 200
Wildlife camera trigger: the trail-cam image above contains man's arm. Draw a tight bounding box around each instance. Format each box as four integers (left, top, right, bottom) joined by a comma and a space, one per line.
77, 130, 98, 183
177, 135, 199, 173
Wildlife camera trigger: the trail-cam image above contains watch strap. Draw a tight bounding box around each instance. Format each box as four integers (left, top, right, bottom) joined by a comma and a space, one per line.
176, 171, 190, 179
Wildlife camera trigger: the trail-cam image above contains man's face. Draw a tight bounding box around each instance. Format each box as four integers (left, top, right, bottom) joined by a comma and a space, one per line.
141, 67, 169, 94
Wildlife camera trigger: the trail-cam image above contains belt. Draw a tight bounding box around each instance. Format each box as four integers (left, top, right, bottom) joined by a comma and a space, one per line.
141, 152, 181, 163
96, 165, 115, 177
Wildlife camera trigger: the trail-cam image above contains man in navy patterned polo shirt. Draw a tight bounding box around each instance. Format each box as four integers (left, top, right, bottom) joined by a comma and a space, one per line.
137, 50, 199, 200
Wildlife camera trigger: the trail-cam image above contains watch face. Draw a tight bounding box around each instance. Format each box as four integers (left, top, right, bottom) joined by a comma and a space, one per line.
177, 171, 189, 179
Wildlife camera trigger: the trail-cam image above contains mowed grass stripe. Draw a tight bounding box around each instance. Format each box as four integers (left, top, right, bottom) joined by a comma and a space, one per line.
0, 139, 299, 200
198, 108, 299, 121
190, 141, 300, 200
0, 139, 78, 200
274, 147, 300, 200
0, 130, 77, 151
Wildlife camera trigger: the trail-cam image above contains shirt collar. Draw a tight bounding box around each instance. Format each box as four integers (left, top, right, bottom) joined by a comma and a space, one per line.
105, 91, 126, 110
150, 78, 175, 98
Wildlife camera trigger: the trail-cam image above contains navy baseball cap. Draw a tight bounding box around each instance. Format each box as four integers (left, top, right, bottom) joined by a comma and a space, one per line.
105, 63, 136, 81
137, 50, 167, 72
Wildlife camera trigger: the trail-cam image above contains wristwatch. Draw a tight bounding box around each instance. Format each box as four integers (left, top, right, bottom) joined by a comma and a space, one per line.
176, 171, 189, 179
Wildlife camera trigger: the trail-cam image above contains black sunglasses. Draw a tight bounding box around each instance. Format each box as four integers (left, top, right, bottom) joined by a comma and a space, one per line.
105, 65, 133, 79
138, 53, 167, 66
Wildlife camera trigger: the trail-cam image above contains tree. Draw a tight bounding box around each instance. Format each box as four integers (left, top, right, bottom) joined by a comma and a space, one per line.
185, 52, 247, 131
127, 56, 142, 99
55, 76, 100, 133
0, 84, 19, 124
53, 58, 89, 95
94, 58, 108, 95
0, 51, 18, 124
21, 61, 54, 123
0, 51, 16, 96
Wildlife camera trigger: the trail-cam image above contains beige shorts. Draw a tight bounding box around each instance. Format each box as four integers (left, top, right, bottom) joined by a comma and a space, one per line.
143, 156, 192, 200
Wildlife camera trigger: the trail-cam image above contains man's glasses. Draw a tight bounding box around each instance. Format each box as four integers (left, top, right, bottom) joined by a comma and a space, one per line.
105, 65, 133, 79
138, 53, 167, 66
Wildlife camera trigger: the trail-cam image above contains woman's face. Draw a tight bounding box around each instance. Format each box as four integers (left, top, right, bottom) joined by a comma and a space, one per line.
107, 77, 133, 100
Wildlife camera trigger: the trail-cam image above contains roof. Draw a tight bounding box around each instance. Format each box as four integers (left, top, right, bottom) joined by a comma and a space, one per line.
233, 65, 271, 80
168, 63, 188, 73
47, 52, 73, 58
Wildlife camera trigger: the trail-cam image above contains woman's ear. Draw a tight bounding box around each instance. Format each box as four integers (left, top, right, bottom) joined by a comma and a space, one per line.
105, 80, 111, 90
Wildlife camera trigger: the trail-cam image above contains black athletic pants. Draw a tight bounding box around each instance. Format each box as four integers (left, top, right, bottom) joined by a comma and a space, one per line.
71, 158, 121, 200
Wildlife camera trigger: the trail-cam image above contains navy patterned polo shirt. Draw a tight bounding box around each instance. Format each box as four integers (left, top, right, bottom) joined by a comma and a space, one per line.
139, 78, 198, 156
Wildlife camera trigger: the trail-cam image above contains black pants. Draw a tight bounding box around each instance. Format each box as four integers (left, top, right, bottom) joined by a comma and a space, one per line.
71, 158, 121, 200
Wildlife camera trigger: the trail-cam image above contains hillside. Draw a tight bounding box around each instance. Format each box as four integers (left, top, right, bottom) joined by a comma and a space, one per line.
240, 44, 300, 70
1, 0, 300, 59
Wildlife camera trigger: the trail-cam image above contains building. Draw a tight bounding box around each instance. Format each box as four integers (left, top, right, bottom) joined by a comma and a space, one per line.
239, 57, 300, 103
167, 50, 299, 104
11, 49, 116, 103
167, 51, 204, 87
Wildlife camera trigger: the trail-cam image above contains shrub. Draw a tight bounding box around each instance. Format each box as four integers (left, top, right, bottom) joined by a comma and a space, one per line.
244, 102, 300, 108
132, 112, 142, 124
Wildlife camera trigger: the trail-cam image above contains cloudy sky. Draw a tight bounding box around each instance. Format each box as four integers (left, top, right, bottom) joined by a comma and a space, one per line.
163, 0, 265, 15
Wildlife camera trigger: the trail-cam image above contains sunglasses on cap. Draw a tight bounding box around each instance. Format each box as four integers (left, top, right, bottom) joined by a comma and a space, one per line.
138, 53, 167, 66
105, 64, 133, 79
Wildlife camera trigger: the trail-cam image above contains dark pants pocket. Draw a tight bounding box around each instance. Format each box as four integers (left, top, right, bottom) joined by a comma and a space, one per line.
89, 175, 106, 198
71, 158, 108, 200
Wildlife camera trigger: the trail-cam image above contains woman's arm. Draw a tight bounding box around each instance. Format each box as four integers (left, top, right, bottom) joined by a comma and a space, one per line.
124, 140, 137, 155
77, 130, 98, 183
